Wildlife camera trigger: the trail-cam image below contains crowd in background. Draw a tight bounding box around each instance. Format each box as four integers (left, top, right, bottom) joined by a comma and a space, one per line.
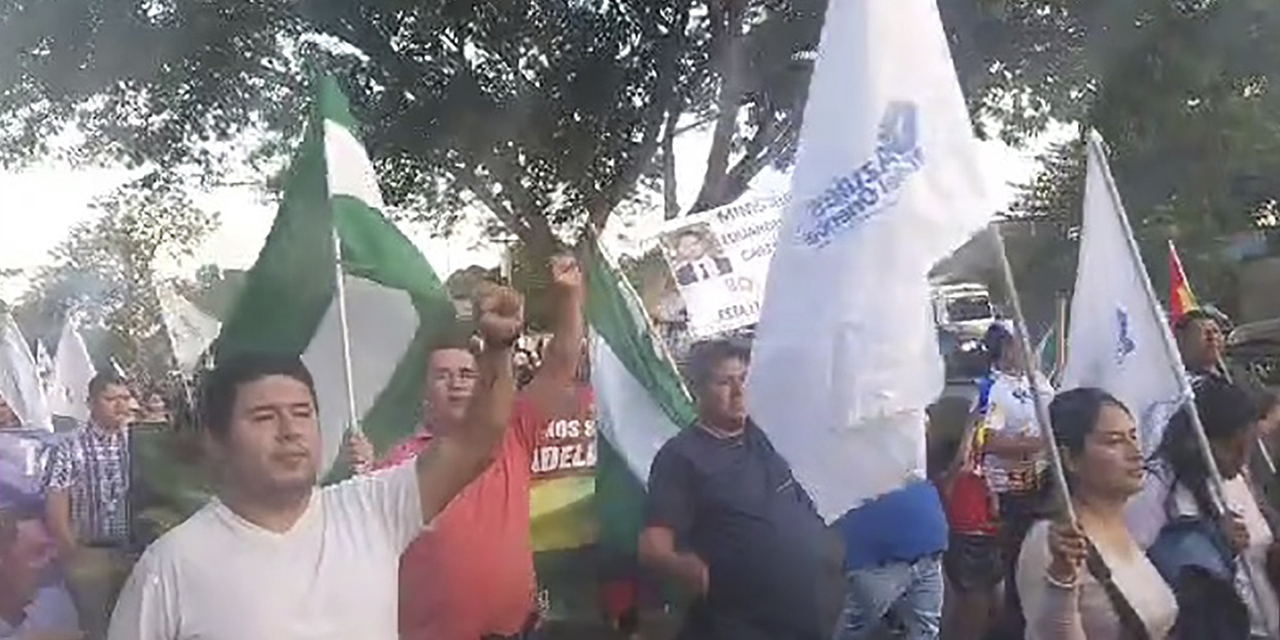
4, 267, 1280, 640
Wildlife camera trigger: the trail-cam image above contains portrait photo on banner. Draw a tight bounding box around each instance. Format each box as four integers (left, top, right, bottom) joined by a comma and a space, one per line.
660, 223, 736, 287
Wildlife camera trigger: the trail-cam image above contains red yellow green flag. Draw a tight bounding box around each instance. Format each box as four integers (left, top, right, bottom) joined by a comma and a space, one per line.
1168, 240, 1197, 323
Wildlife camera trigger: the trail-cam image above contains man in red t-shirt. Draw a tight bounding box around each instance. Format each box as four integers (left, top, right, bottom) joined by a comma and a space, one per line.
352, 256, 586, 640
936, 416, 1002, 640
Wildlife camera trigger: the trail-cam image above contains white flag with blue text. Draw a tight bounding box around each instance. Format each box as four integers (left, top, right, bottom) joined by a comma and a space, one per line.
747, 0, 994, 521
1060, 132, 1190, 456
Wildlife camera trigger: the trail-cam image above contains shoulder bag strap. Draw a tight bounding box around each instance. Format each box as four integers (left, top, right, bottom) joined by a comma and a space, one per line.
1084, 540, 1154, 640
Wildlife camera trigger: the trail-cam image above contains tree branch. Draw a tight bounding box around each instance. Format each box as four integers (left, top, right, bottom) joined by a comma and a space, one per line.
690, 0, 749, 213
581, 0, 694, 237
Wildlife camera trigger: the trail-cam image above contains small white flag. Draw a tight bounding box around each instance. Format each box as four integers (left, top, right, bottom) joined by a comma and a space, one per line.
48, 318, 97, 423
0, 312, 54, 431
1060, 131, 1190, 455
747, 0, 993, 520
157, 282, 221, 373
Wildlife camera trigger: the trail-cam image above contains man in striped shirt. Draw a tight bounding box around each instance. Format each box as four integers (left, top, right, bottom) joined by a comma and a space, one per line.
43, 372, 136, 640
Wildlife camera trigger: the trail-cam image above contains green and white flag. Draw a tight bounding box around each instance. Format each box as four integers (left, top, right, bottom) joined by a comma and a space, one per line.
584, 243, 695, 555
217, 76, 455, 475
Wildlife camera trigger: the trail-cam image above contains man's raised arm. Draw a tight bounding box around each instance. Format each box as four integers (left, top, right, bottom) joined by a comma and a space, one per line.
414, 282, 523, 520
523, 254, 586, 418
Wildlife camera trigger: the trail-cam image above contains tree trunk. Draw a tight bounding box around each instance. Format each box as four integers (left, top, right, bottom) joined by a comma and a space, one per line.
691, 0, 749, 214
662, 105, 682, 219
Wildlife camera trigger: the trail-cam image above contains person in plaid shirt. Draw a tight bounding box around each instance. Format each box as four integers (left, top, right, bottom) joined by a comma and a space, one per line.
42, 372, 135, 640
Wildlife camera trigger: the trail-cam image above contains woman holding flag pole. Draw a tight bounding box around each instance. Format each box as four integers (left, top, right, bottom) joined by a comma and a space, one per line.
990, 227, 1179, 639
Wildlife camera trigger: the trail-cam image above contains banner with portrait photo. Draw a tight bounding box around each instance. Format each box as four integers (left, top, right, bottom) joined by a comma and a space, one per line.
657, 191, 788, 338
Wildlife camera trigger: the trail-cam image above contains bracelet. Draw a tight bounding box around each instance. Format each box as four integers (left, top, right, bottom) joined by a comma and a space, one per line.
1044, 572, 1078, 590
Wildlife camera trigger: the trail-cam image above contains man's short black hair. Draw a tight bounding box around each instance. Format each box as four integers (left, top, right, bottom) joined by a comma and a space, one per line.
88, 371, 129, 400
426, 326, 480, 360
685, 339, 750, 394
1173, 308, 1220, 335
199, 353, 317, 439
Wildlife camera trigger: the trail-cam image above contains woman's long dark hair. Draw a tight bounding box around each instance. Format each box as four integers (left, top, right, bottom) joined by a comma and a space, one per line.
1153, 377, 1257, 519
1004, 388, 1132, 638
1049, 387, 1132, 477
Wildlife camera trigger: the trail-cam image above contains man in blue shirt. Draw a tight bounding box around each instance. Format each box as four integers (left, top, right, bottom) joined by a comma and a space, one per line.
832, 412, 949, 640
640, 340, 827, 640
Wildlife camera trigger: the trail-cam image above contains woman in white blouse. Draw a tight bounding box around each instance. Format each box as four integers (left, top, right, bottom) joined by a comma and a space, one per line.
1017, 388, 1178, 640
1127, 378, 1279, 639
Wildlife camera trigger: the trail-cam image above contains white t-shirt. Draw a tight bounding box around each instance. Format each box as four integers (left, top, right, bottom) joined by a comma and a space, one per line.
979, 370, 1054, 494
0, 584, 80, 639
107, 461, 424, 640
1135, 471, 1280, 639
1220, 475, 1280, 639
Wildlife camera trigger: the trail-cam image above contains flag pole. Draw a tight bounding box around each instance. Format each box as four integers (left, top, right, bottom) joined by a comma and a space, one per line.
331, 226, 362, 436
1053, 294, 1068, 386
1087, 133, 1274, 638
1218, 354, 1280, 481
990, 223, 1077, 523
586, 225, 693, 401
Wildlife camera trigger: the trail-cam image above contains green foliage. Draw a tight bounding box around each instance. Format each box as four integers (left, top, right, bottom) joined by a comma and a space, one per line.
15, 172, 219, 380
181, 265, 248, 321
978, 0, 1280, 317
0, 0, 819, 248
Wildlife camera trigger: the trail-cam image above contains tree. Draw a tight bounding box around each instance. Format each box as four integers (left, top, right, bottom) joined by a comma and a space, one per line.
17, 172, 219, 381
0, 1, 834, 256
181, 265, 248, 320
992, 0, 1280, 316
5, 0, 1277, 306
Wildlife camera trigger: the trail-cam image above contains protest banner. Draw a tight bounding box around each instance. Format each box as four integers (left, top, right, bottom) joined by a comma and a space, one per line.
0, 427, 55, 512
656, 191, 788, 337
528, 386, 601, 622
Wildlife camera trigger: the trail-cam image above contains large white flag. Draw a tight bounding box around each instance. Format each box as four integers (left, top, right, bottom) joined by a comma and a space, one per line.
48, 319, 96, 423
157, 282, 220, 373
748, 0, 993, 520
0, 312, 54, 431
1060, 131, 1190, 455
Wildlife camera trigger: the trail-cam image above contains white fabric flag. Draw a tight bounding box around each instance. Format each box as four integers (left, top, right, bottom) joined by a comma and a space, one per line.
747, 0, 993, 521
1060, 131, 1191, 456
0, 312, 54, 431
48, 319, 96, 423
35, 339, 53, 393
157, 283, 221, 373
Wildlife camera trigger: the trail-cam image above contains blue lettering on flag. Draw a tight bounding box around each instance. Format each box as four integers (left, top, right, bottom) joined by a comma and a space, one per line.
1115, 307, 1136, 365
797, 102, 925, 247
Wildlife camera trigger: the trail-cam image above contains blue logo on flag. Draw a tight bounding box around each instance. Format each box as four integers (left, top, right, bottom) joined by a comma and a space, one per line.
797, 102, 926, 247
1115, 307, 1136, 365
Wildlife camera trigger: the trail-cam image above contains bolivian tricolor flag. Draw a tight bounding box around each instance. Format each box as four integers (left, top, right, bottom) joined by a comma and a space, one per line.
1168, 240, 1198, 324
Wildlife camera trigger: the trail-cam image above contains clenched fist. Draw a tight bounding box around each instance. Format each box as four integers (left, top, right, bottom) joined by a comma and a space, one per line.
473, 282, 524, 349
550, 254, 583, 294
346, 429, 374, 475
1046, 519, 1088, 585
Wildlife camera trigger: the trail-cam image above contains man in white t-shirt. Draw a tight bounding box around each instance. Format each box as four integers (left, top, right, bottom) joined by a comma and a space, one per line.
107, 283, 525, 640
972, 322, 1055, 637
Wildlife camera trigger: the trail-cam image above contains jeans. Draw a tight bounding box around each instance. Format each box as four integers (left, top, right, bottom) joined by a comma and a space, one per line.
832, 553, 943, 640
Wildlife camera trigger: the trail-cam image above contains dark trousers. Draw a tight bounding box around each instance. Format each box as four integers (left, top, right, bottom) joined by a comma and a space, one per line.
676, 602, 825, 640
994, 491, 1043, 640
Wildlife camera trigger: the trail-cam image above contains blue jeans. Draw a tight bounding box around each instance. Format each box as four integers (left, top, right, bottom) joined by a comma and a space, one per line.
832, 553, 943, 640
